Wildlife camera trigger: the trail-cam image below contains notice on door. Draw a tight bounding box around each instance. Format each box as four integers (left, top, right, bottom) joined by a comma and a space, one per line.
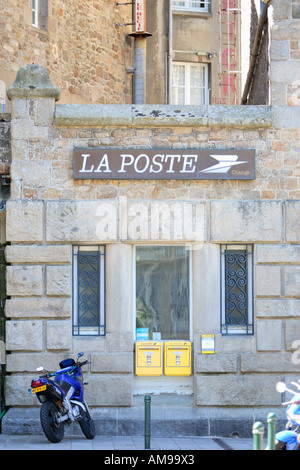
73, 148, 255, 180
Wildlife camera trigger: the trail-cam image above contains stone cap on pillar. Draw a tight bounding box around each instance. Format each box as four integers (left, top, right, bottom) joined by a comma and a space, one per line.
6, 64, 60, 101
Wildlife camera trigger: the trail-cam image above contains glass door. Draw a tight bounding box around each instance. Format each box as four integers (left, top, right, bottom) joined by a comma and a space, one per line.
135, 245, 191, 341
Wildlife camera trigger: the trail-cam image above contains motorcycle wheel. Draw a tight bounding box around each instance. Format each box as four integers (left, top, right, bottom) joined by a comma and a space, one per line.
79, 414, 96, 439
40, 401, 64, 443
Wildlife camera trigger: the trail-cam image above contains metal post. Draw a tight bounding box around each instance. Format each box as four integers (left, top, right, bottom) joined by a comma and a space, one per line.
133, 36, 146, 104
144, 394, 151, 449
253, 421, 264, 450
267, 412, 277, 450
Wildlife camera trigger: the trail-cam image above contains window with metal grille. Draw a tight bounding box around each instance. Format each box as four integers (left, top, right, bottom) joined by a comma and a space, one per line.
220, 245, 253, 335
72, 246, 106, 336
172, 1, 210, 13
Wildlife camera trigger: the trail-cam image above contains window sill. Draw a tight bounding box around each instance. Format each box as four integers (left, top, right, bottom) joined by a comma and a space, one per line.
172, 8, 211, 18
29, 24, 49, 36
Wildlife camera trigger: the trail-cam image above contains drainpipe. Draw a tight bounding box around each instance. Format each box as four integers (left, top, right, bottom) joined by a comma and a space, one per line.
129, 0, 152, 104
241, 0, 271, 105
133, 35, 147, 104
168, 0, 173, 104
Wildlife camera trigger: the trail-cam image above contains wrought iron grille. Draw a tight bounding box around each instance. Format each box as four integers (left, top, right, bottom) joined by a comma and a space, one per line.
73, 246, 105, 336
221, 245, 253, 335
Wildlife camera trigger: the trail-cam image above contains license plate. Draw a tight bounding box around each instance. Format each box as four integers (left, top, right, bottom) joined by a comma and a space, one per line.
31, 385, 47, 394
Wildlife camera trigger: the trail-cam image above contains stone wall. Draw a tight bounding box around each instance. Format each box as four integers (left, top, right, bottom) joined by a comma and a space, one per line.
0, 0, 133, 106
2, 0, 300, 436
3, 65, 299, 418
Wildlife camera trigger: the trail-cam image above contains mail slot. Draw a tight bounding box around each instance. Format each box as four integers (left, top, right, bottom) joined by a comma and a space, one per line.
135, 341, 163, 376
164, 341, 192, 376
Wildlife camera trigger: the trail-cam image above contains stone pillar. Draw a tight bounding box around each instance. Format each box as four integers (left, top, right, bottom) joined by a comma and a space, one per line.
6, 64, 60, 200
4, 66, 62, 411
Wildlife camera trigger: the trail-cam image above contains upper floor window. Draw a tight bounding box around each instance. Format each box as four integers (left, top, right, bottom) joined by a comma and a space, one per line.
172, 1, 210, 13
32, 0, 48, 31
172, 62, 209, 105
32, 0, 38, 27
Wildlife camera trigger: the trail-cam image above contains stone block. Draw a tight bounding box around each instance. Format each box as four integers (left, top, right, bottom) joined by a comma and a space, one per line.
271, 40, 290, 60
46, 200, 118, 242
208, 105, 272, 128
256, 244, 300, 264
122, 201, 206, 242
271, 61, 300, 84
283, 266, 300, 297
132, 105, 208, 128
6, 352, 71, 372
195, 354, 237, 373
105, 333, 133, 353
55, 104, 132, 127
6, 320, 43, 351
256, 265, 281, 296
195, 375, 281, 406
272, 106, 300, 129
84, 374, 133, 406
35, 98, 56, 125
220, 335, 254, 353
91, 353, 133, 374
5, 297, 71, 318
46, 320, 71, 350
71, 336, 106, 353
285, 320, 300, 351
6, 265, 43, 296
46, 265, 71, 296
0, 340, 5, 364
11, 160, 51, 188
256, 298, 300, 317
6, 200, 43, 242
210, 201, 282, 242
256, 319, 282, 351
5, 244, 72, 264
5, 375, 33, 406
241, 353, 299, 373
285, 201, 300, 242
10, 118, 48, 140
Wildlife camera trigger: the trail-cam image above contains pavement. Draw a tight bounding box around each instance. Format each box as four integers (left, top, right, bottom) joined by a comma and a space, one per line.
0, 433, 256, 451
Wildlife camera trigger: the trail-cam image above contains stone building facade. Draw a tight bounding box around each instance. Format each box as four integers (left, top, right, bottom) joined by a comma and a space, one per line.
1, 0, 300, 436
0, 0, 133, 108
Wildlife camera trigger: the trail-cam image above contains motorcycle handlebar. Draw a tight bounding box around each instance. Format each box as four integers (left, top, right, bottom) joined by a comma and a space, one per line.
77, 360, 89, 367
38, 360, 89, 378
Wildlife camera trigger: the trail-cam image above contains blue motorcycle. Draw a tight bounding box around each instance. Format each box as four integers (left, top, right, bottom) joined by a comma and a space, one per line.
29, 352, 95, 443
275, 381, 300, 450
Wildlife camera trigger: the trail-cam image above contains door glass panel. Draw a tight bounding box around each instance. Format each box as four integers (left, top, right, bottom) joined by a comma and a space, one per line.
136, 246, 190, 340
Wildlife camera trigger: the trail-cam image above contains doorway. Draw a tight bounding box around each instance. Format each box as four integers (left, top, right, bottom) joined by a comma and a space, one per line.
133, 245, 193, 394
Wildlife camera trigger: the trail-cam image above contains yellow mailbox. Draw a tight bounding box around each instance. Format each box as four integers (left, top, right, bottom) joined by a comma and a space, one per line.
135, 342, 163, 376
164, 341, 192, 376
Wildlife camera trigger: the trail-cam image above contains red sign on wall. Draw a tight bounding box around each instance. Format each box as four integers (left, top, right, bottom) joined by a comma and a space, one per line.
135, 0, 146, 33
